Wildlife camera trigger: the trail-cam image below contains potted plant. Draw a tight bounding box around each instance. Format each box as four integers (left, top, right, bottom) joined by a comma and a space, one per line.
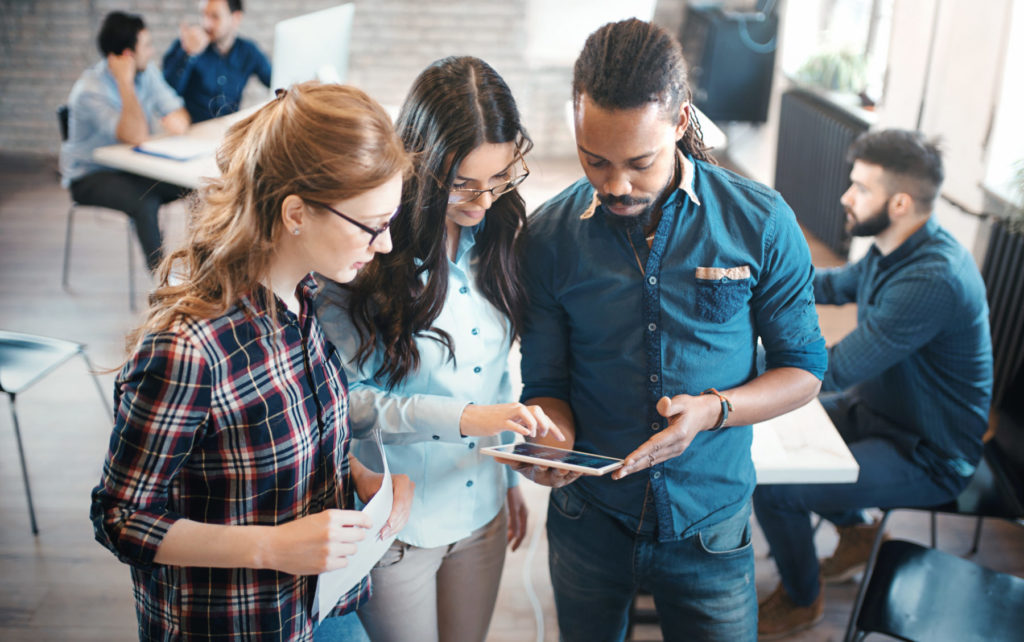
1010, 160, 1024, 233
794, 48, 868, 105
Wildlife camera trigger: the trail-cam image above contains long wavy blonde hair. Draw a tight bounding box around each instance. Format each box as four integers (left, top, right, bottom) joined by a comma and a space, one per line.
127, 82, 411, 349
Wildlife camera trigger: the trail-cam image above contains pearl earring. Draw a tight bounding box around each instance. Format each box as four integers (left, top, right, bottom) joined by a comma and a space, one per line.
292, 228, 300, 235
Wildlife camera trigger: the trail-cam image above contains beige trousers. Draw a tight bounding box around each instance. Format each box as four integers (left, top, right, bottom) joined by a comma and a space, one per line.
357, 508, 509, 642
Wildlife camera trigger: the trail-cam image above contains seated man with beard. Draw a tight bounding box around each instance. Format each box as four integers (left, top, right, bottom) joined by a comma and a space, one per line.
754, 129, 994, 639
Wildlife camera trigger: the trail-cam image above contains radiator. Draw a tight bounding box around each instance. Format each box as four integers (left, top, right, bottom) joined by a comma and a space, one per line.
982, 219, 1024, 409
774, 88, 869, 257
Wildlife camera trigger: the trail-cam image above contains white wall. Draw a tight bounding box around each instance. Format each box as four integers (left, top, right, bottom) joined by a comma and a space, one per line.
983, 0, 1024, 208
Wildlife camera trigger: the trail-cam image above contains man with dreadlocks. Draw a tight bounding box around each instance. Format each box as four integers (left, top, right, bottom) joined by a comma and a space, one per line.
510, 19, 827, 640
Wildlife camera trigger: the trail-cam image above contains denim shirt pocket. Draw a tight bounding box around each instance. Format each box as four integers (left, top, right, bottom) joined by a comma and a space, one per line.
695, 266, 752, 323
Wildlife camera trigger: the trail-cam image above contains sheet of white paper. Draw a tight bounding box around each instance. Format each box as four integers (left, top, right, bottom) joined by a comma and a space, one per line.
314, 436, 395, 623
135, 135, 219, 161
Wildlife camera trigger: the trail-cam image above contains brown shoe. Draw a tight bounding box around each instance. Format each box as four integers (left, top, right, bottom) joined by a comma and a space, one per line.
820, 520, 887, 584
757, 582, 825, 639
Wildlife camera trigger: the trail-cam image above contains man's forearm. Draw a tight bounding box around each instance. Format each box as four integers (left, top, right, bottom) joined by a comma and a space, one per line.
163, 46, 195, 94
115, 81, 149, 145
719, 367, 821, 428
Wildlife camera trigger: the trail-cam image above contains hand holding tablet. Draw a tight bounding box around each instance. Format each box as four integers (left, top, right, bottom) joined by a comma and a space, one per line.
481, 442, 624, 476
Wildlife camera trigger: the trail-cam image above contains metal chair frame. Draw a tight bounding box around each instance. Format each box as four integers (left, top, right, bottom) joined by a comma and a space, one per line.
57, 104, 141, 312
0, 330, 111, 535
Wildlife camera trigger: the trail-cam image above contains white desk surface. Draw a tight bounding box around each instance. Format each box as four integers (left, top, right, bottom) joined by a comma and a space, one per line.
752, 398, 859, 485
92, 106, 258, 190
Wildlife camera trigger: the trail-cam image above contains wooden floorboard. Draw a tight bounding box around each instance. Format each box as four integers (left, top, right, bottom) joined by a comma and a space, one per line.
1, 152, 1020, 641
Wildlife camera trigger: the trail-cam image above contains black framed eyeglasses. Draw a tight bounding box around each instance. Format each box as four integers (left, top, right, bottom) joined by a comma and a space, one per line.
447, 153, 530, 204
307, 200, 401, 248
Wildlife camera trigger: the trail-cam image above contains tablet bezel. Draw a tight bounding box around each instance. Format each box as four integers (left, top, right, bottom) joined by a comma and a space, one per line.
481, 442, 624, 476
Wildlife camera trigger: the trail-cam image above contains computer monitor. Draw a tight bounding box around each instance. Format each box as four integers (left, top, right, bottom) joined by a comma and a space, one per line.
270, 4, 355, 92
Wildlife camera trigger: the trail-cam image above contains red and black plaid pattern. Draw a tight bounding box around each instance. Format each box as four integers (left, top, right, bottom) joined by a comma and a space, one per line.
91, 275, 369, 640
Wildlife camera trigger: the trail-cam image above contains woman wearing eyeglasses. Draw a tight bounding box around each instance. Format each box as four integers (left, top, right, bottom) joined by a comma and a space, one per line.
315, 57, 562, 642
89, 82, 416, 641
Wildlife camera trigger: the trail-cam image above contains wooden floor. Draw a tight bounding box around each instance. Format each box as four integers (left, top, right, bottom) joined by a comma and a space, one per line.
1, 152, 1021, 641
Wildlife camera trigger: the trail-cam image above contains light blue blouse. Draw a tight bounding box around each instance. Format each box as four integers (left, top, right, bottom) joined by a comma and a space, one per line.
60, 61, 184, 186
316, 224, 518, 548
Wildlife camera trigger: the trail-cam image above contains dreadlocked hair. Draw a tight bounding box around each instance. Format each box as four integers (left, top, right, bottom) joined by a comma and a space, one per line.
573, 18, 715, 164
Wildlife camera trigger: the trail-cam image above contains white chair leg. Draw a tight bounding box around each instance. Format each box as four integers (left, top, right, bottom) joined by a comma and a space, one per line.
62, 204, 76, 290
126, 222, 137, 312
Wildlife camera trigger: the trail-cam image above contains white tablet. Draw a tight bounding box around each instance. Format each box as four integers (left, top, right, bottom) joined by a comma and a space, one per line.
481, 442, 624, 476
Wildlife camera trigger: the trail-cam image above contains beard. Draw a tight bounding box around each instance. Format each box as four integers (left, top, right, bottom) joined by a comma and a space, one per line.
847, 201, 891, 237
599, 160, 679, 234
601, 193, 657, 233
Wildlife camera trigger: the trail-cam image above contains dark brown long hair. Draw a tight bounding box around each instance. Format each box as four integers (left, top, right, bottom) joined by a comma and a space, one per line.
345, 56, 533, 389
573, 18, 715, 163
127, 82, 410, 350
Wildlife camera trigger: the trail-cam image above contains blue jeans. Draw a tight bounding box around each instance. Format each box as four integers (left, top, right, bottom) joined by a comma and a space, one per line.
314, 612, 369, 642
547, 485, 757, 641
752, 392, 968, 605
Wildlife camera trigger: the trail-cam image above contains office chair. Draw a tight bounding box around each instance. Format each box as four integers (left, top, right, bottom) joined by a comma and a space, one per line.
57, 104, 140, 312
0, 330, 111, 535
846, 539, 1024, 642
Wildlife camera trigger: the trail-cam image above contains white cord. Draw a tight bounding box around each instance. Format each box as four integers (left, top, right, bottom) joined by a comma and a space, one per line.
521, 501, 546, 642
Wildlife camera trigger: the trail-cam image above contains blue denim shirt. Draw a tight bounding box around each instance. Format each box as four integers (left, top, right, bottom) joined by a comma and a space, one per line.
520, 156, 826, 542
162, 37, 270, 123
816, 216, 992, 477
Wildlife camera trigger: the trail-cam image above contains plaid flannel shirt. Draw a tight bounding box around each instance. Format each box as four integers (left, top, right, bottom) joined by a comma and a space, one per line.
91, 275, 369, 640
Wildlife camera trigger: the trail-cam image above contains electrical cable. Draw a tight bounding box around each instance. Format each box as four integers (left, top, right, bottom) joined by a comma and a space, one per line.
522, 501, 547, 642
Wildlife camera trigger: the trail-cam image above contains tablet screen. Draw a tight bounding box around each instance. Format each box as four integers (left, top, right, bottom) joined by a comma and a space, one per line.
502, 443, 622, 470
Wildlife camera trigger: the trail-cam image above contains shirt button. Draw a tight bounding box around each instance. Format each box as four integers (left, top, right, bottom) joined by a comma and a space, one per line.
466, 480, 474, 487
651, 422, 660, 431
459, 286, 469, 294
647, 276, 657, 285
652, 471, 661, 479
647, 323, 656, 332
650, 374, 659, 383
217, 75, 226, 85
473, 366, 482, 374
432, 435, 440, 440
471, 328, 479, 335
468, 442, 476, 449
720, 276, 729, 283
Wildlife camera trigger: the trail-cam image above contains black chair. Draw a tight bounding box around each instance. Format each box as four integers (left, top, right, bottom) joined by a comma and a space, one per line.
58, 104, 140, 311
924, 438, 1024, 552
0, 330, 110, 534
842, 439, 1024, 641
847, 539, 1024, 642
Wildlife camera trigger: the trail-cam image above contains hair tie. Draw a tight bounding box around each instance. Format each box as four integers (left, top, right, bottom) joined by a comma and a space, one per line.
274, 88, 288, 100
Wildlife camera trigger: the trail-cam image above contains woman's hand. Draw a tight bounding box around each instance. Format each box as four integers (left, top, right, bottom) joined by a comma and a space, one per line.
380, 474, 414, 540
262, 510, 372, 575
506, 486, 528, 551
460, 402, 566, 440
